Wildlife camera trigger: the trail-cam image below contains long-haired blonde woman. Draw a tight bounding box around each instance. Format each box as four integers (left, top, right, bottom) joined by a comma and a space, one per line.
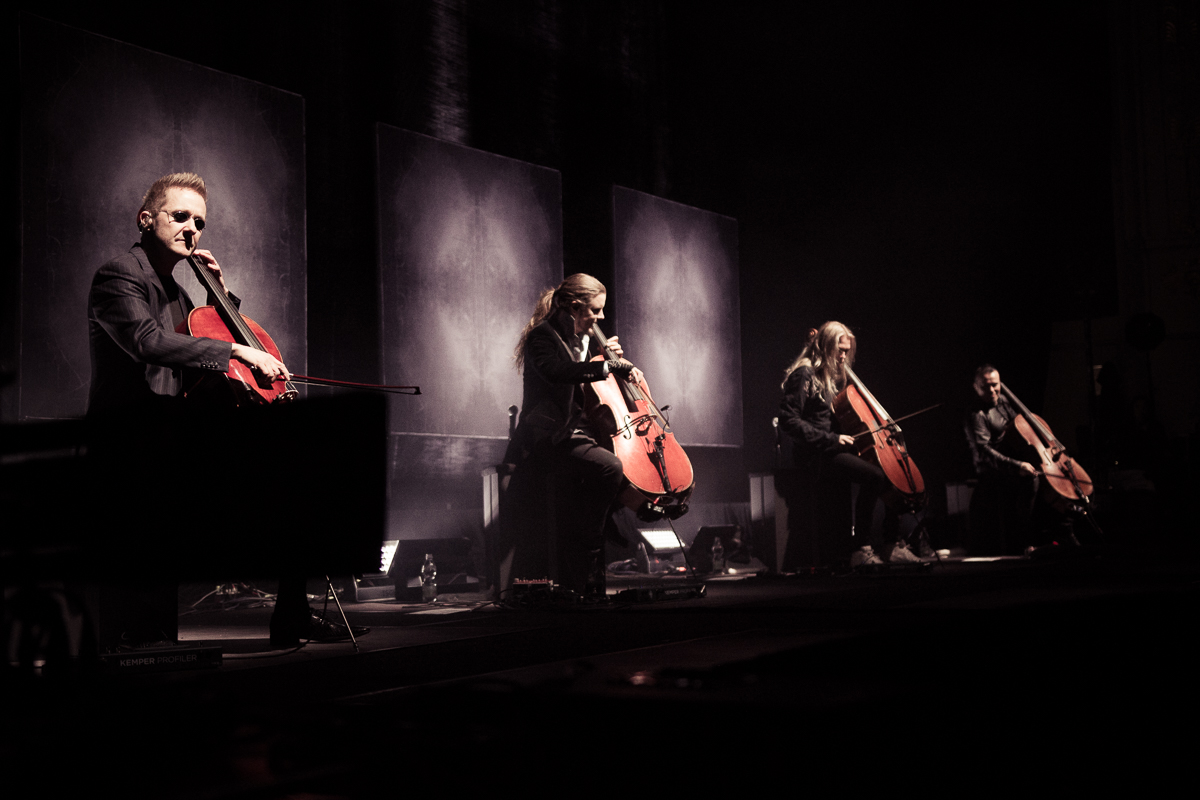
506, 274, 640, 596
778, 321, 918, 566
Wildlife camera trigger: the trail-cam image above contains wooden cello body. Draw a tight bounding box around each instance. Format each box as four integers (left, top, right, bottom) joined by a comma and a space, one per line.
175, 255, 298, 405
585, 322, 693, 516
999, 383, 1094, 511
833, 366, 926, 513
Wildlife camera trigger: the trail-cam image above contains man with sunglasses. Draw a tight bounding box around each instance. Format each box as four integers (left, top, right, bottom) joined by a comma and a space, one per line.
85, 173, 360, 648
87, 172, 289, 414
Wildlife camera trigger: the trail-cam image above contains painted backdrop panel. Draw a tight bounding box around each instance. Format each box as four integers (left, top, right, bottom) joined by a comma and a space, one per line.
378, 126, 562, 437
613, 187, 742, 447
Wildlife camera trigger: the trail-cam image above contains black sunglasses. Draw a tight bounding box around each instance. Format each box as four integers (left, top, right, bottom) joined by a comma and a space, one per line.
162, 210, 205, 230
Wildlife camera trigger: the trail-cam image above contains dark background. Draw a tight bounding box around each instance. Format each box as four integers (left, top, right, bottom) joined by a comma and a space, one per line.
6, 1, 1195, 539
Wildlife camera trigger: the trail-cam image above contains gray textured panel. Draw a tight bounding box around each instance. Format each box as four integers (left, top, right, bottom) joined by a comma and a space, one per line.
19, 17, 306, 420
378, 126, 562, 437
613, 187, 743, 447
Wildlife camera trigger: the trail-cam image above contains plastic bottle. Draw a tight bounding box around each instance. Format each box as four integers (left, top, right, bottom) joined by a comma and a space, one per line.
420, 553, 437, 602
711, 537, 726, 575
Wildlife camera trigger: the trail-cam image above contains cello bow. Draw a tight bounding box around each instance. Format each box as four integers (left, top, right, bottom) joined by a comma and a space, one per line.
182, 255, 421, 402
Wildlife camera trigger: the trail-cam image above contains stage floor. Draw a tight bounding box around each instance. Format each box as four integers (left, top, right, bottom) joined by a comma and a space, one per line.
7, 546, 1196, 795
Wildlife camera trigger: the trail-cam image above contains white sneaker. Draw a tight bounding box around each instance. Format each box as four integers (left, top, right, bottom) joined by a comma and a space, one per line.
886, 541, 922, 563
850, 546, 883, 567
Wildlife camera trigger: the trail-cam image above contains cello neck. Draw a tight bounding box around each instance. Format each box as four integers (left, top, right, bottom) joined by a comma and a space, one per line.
844, 366, 899, 431
590, 321, 651, 405
998, 383, 1055, 446
186, 255, 265, 352
590, 322, 616, 359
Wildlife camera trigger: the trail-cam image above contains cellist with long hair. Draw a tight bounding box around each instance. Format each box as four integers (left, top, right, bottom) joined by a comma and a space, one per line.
778, 321, 923, 566
506, 273, 643, 597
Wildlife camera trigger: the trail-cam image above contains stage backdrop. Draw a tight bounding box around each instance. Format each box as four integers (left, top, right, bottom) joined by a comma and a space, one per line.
612, 187, 742, 447
17, 15, 306, 420
377, 126, 562, 441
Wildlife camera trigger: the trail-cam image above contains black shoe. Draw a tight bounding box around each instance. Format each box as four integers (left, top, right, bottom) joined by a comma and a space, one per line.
310, 613, 370, 642
911, 533, 937, 560
270, 612, 369, 647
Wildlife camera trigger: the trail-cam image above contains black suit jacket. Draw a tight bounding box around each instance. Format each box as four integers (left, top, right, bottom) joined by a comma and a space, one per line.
87, 243, 237, 415
506, 316, 611, 462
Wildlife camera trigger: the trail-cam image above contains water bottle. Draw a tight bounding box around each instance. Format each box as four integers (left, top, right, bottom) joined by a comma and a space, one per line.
711, 537, 726, 575
420, 553, 437, 602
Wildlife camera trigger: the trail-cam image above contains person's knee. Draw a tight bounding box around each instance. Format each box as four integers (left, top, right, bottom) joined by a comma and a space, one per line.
596, 462, 623, 495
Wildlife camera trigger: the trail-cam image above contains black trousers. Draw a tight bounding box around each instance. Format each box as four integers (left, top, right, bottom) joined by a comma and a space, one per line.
823, 451, 899, 550
969, 473, 1037, 555
549, 431, 625, 593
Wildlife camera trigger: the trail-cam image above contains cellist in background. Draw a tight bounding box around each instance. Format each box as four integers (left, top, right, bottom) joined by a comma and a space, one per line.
778, 322, 924, 566
507, 273, 644, 598
964, 364, 1076, 555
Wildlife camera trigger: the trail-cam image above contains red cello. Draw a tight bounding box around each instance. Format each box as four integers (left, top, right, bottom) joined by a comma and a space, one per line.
585, 322, 694, 518
176, 254, 299, 405
833, 366, 926, 513
176, 255, 422, 404
999, 382, 1095, 512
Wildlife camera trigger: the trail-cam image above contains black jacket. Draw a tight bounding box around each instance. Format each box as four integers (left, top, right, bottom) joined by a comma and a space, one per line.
964, 396, 1027, 476
506, 315, 611, 462
778, 365, 845, 465
87, 243, 236, 415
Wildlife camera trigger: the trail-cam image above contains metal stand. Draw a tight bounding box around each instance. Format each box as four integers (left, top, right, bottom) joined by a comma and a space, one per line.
318, 575, 360, 653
